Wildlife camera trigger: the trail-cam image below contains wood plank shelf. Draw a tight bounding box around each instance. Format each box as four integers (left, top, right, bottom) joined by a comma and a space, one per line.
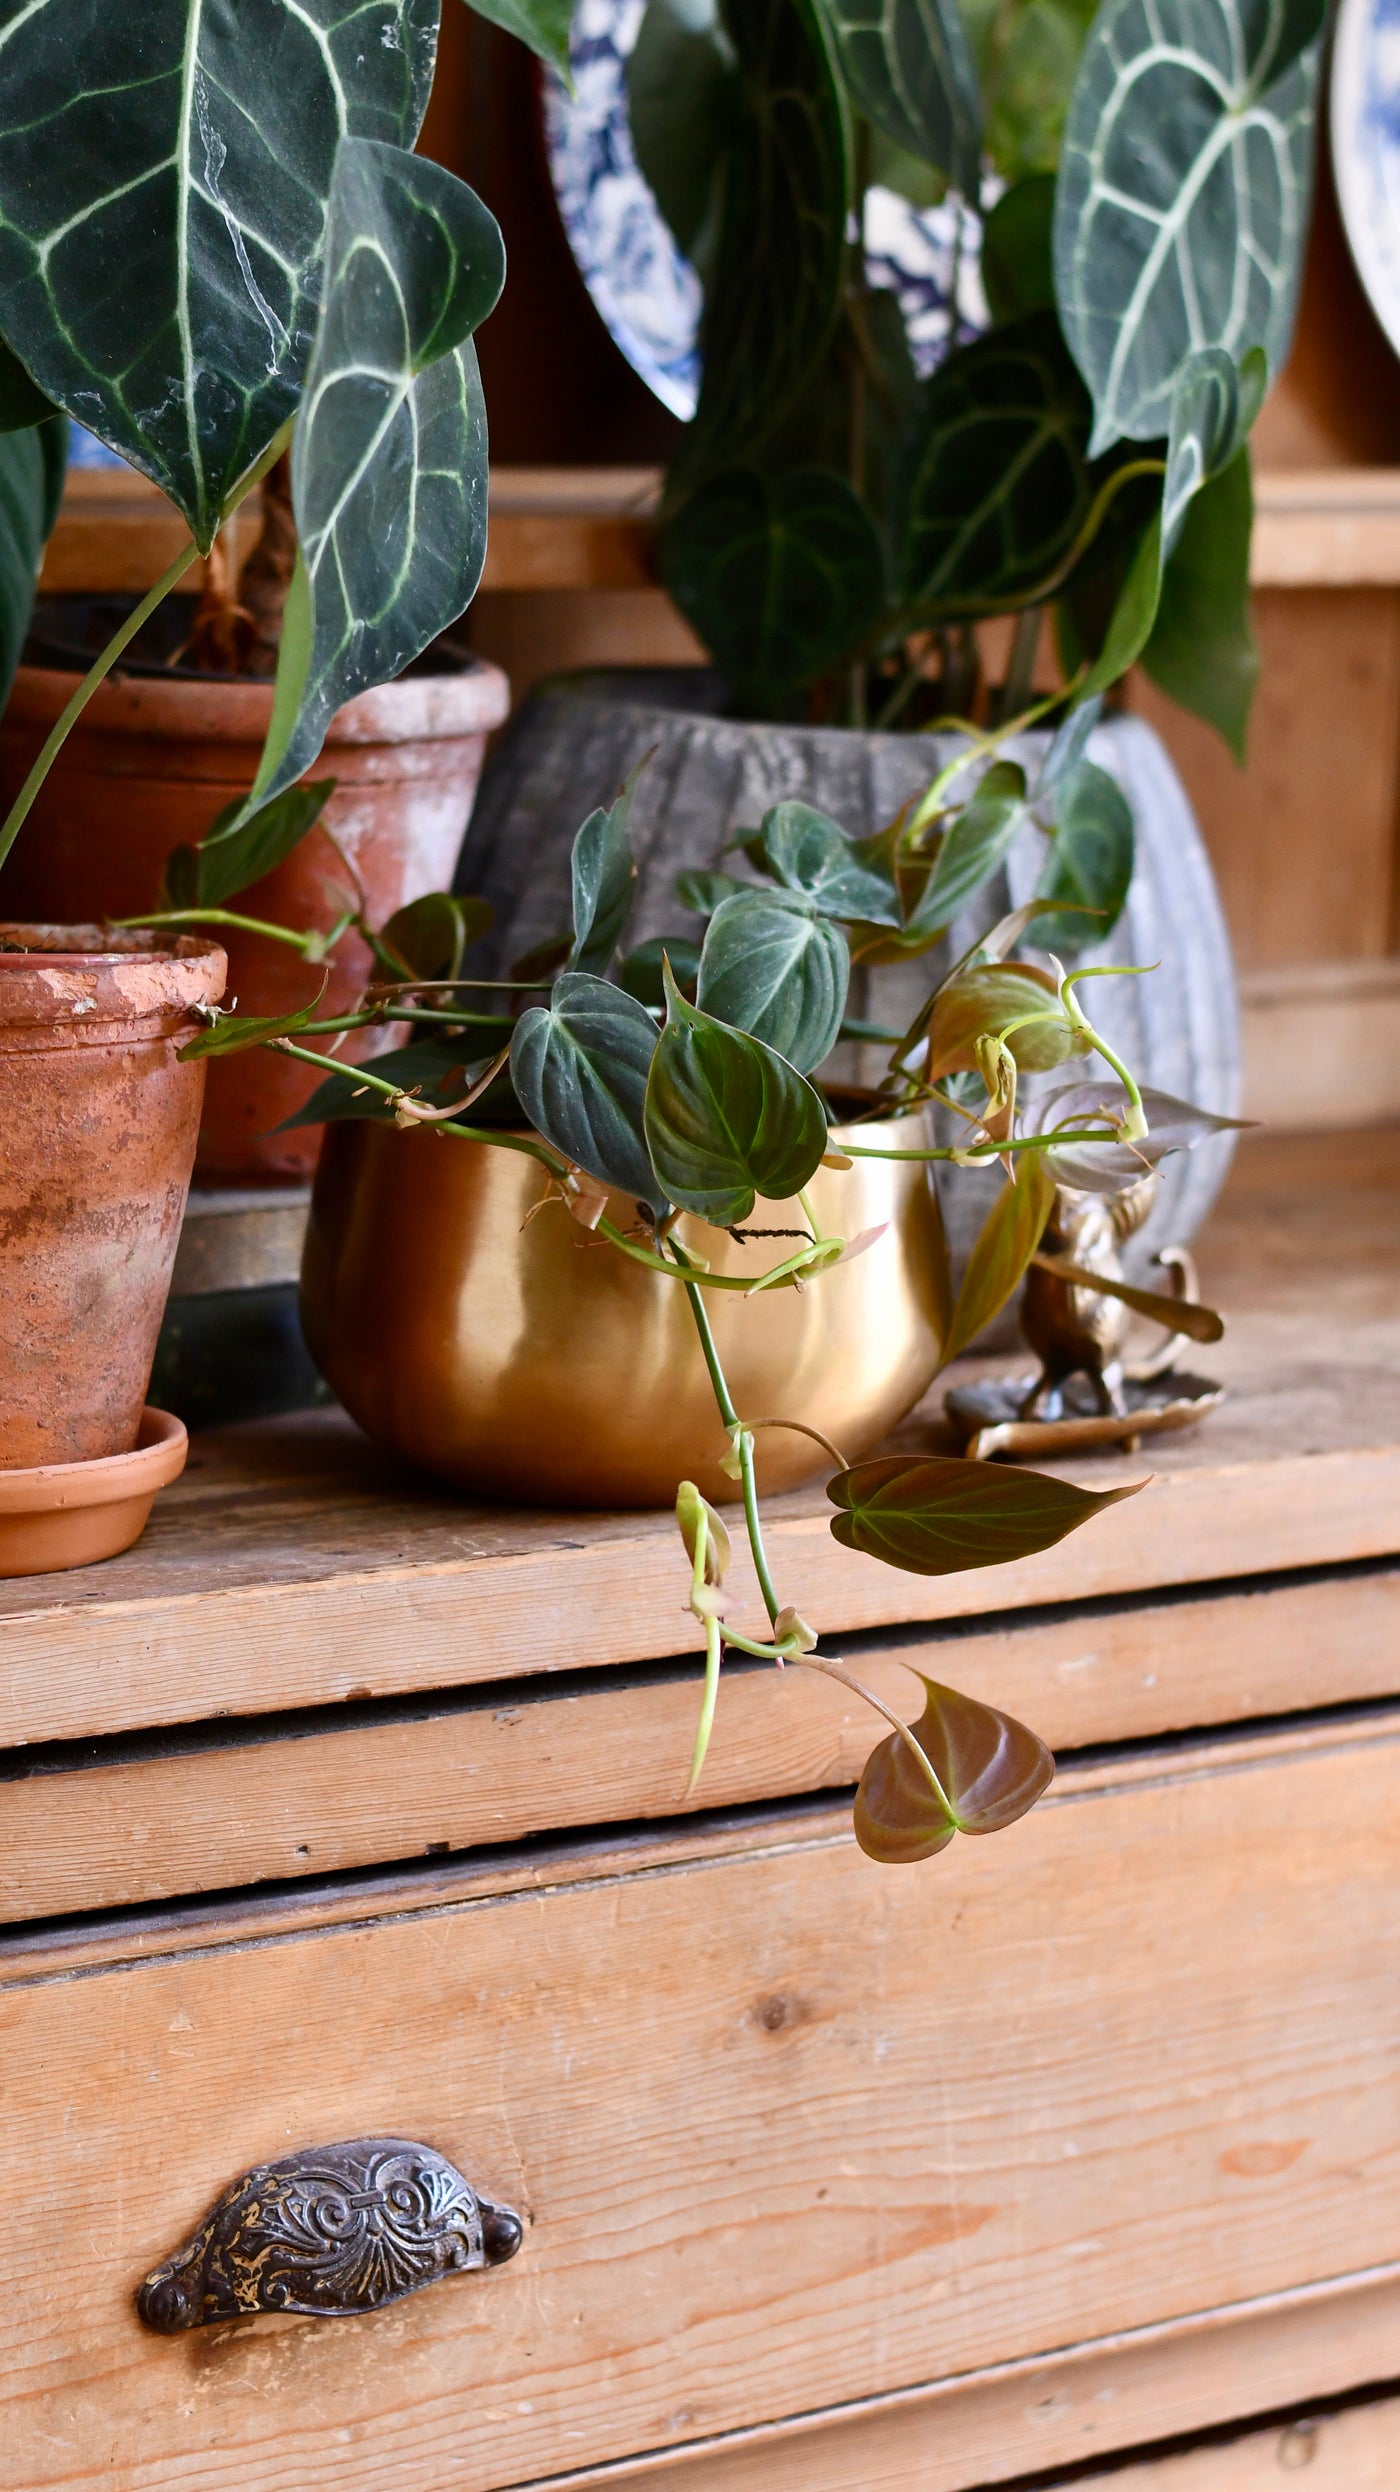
42, 465, 1400, 597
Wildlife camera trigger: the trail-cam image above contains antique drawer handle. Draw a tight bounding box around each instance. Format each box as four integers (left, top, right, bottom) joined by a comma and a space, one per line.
136, 2135, 523, 2332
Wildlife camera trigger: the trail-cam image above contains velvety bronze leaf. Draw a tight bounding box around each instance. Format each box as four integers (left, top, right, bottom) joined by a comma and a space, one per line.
828, 1452, 1144, 1574
854, 1675, 1054, 1863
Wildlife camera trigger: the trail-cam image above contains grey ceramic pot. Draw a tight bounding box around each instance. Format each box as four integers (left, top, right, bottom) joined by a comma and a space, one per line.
458, 669, 1240, 1278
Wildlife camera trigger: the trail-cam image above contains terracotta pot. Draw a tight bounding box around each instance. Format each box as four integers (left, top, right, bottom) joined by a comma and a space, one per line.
0, 1407, 188, 1577
300, 1111, 946, 1508
0, 650, 510, 1184
0, 925, 225, 1468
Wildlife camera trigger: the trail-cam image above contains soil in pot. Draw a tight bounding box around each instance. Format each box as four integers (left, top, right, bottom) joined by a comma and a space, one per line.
0, 925, 225, 1469
457, 668, 1242, 1287
0, 595, 510, 1184
301, 1111, 946, 1508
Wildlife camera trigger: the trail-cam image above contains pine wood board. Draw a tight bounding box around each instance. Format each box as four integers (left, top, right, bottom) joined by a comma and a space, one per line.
3, 1719, 1400, 2489
4, 1563, 1396, 1923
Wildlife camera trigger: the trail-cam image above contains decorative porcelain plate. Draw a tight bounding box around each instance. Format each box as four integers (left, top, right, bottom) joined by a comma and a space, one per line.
542, 0, 987, 419
1332, 0, 1400, 362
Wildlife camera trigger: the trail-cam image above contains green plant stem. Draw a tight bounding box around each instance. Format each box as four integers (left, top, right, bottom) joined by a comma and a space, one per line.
837, 1124, 1120, 1163
671, 1240, 783, 1629
0, 422, 294, 875
790, 1652, 953, 1813
116, 905, 320, 955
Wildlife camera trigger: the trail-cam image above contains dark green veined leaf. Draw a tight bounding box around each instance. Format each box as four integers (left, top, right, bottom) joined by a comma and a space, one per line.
676, 868, 750, 917
511, 970, 666, 1211
1142, 445, 1257, 761
0, 418, 60, 714
1033, 756, 1134, 952
980, 173, 1056, 319
619, 935, 702, 1008
960, 0, 1098, 180
0, 336, 55, 433
187, 780, 335, 909
673, 0, 850, 490
1161, 346, 1261, 552
941, 1149, 1055, 1361
0, 0, 438, 549
628, 0, 738, 274
822, 0, 981, 193
924, 959, 1088, 1078
278, 1036, 506, 1130
661, 465, 885, 706
178, 987, 330, 1061
828, 1448, 1144, 1573
696, 889, 849, 1073
1026, 1078, 1247, 1190
644, 957, 828, 1224
570, 760, 645, 973
1053, 0, 1323, 456
378, 891, 492, 983
897, 312, 1092, 615
904, 759, 1028, 937
247, 141, 504, 815
459, 0, 574, 72
760, 799, 904, 924
854, 1675, 1054, 1862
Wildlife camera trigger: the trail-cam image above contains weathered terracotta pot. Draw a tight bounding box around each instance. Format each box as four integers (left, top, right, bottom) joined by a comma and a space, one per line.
301, 1110, 946, 1508
0, 651, 509, 1183
0, 926, 225, 1469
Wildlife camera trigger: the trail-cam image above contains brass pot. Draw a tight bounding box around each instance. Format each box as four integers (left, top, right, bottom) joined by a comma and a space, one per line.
301, 1111, 946, 1507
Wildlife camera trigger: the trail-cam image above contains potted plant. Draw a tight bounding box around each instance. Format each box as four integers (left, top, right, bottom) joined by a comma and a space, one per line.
0, 0, 577, 1184
460, 0, 1324, 1262
0, 0, 570, 1554
184, 755, 1235, 1861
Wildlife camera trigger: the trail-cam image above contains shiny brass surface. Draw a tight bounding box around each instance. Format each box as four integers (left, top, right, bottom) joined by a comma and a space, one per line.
301, 1112, 946, 1506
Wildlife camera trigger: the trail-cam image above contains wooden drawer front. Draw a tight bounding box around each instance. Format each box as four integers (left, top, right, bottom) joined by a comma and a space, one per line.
4, 1722, 1400, 2492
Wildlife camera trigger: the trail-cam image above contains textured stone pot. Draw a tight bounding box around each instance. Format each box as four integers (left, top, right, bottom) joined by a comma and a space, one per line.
0, 635, 510, 1184
0, 927, 226, 1469
459, 669, 1241, 1274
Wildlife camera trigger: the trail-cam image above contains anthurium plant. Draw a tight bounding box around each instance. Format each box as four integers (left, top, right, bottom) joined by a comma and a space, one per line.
0, 0, 573, 897
629, 0, 1324, 758
181, 747, 1236, 1865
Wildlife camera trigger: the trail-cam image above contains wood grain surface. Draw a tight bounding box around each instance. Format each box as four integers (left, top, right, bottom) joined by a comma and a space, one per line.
4, 1562, 1396, 1921
4, 1717, 1400, 2490
1, 1130, 1397, 1754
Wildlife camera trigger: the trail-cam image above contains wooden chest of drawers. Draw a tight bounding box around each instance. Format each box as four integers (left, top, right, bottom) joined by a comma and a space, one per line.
2, 1130, 1398, 2490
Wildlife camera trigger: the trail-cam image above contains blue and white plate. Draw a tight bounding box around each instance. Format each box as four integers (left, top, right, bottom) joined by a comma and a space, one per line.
542, 0, 988, 421
1332, 0, 1400, 363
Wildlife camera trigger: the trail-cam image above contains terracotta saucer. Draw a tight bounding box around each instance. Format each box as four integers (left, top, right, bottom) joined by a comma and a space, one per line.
0, 1407, 187, 1578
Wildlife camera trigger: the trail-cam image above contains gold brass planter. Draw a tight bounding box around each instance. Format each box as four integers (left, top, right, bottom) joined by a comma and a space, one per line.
301, 1112, 946, 1507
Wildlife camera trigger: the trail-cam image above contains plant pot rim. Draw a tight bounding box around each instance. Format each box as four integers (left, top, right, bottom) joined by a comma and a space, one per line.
0, 1406, 187, 1509
4, 653, 511, 748
0, 923, 226, 1027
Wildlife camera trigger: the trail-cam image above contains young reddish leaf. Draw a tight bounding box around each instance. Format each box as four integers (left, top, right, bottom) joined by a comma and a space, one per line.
941, 1152, 1056, 1364
855, 1677, 1054, 1864
828, 1453, 1145, 1575
925, 961, 1088, 1081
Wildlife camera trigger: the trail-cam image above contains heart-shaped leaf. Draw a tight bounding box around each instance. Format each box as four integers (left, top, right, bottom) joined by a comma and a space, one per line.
823, 0, 982, 193
189, 779, 336, 909
1161, 345, 1261, 553
461, 0, 575, 73
644, 957, 829, 1224
1053, 0, 1324, 456
570, 761, 644, 973
697, 890, 849, 1073
925, 961, 1087, 1079
897, 313, 1092, 616
511, 970, 665, 1211
1033, 757, 1134, 954
628, 0, 739, 272
904, 759, 1028, 938
378, 892, 491, 984
0, 418, 62, 717
1142, 445, 1258, 761
672, 0, 850, 489
0, 3, 438, 548
942, 1150, 1056, 1362
828, 1451, 1144, 1574
661, 465, 885, 704
247, 139, 504, 813
760, 799, 904, 924
1026, 1079, 1247, 1191
854, 1675, 1054, 1863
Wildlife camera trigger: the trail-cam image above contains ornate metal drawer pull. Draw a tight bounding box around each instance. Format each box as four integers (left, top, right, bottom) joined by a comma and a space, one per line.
136, 2136, 523, 2332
